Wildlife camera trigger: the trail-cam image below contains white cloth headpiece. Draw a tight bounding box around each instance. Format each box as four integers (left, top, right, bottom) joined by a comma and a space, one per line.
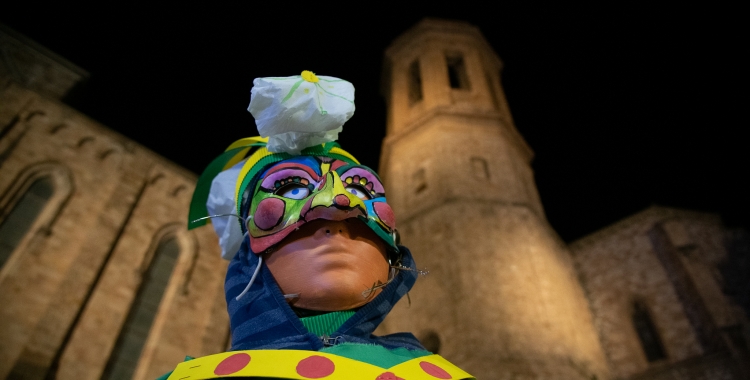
207, 161, 245, 260
248, 71, 355, 154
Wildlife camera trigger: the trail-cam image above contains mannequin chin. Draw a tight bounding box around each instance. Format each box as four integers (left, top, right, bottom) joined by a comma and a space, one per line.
262, 218, 390, 311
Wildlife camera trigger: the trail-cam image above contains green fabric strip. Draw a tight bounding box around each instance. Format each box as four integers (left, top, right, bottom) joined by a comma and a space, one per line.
188, 143, 267, 230
188, 147, 247, 230
321, 343, 432, 368
300, 310, 355, 337
157, 356, 194, 380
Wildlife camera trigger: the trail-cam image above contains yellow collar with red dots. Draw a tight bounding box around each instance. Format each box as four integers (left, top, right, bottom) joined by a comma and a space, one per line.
166, 349, 474, 380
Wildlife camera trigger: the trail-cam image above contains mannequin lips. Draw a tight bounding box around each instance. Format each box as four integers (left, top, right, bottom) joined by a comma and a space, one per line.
280, 218, 380, 256
263, 218, 390, 311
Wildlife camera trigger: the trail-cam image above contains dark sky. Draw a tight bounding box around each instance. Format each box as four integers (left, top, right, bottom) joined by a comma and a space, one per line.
2, 4, 745, 242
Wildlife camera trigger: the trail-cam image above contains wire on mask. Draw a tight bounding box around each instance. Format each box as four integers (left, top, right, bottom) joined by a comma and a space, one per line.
392, 264, 429, 276
361, 267, 396, 299
236, 254, 262, 300
361, 264, 429, 299
191, 214, 261, 301
234, 214, 259, 301
191, 213, 244, 225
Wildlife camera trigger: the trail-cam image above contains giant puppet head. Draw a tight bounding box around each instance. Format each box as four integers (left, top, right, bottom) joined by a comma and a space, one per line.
176, 72, 474, 380
188, 72, 399, 310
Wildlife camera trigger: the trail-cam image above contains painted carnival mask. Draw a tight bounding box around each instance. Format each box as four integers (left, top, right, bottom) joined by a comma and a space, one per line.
189, 138, 397, 260
245, 154, 397, 255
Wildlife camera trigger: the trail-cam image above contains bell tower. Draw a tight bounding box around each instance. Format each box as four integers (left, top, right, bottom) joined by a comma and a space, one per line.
378, 19, 609, 379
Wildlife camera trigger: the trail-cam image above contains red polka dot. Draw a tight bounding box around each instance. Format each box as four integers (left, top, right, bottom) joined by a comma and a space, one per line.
373, 202, 396, 229
214, 353, 251, 375
376, 371, 405, 380
254, 198, 285, 230
419, 361, 451, 379
296, 355, 335, 378
334, 194, 350, 207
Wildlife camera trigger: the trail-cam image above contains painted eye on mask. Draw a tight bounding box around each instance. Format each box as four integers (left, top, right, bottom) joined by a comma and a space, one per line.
346, 185, 371, 200
276, 184, 311, 200
339, 167, 385, 201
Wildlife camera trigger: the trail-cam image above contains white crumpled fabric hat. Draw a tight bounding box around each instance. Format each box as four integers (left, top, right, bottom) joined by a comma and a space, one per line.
249, 71, 355, 154
207, 160, 245, 260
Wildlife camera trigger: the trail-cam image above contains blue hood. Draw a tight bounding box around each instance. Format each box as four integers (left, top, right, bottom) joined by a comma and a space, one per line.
225, 241, 425, 352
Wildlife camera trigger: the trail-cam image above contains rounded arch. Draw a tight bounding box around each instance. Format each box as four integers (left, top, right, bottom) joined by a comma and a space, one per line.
149, 173, 165, 185
629, 297, 668, 363
0, 162, 74, 276
24, 110, 46, 122
76, 136, 95, 148
171, 185, 187, 197
48, 123, 69, 135
138, 222, 197, 277
104, 222, 198, 380
98, 149, 115, 160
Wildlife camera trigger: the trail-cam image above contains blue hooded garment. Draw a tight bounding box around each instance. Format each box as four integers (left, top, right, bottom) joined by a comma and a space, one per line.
225, 239, 426, 352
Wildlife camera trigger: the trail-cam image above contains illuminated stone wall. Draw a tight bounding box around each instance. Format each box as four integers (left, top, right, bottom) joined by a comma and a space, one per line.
570, 206, 748, 379
376, 19, 610, 380
0, 70, 228, 379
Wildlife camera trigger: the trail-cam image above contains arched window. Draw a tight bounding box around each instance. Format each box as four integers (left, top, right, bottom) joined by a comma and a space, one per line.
446, 53, 471, 90
408, 60, 423, 105
102, 236, 181, 379
413, 168, 427, 194
0, 176, 54, 268
470, 157, 489, 180
633, 301, 667, 362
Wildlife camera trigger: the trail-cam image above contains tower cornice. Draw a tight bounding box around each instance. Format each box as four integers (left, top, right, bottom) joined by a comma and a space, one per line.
381, 106, 533, 162
384, 18, 503, 71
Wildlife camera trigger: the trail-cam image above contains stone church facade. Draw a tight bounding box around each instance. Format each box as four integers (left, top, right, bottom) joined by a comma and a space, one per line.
1, 20, 747, 380
0, 25, 229, 380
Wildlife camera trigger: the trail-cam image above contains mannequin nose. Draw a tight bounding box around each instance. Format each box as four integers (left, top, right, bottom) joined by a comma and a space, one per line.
315, 220, 351, 238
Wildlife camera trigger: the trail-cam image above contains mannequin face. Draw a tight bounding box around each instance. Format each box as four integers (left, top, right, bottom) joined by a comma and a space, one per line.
262, 219, 390, 311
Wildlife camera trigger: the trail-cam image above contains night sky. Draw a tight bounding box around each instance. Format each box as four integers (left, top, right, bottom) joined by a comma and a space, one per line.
2, 4, 745, 242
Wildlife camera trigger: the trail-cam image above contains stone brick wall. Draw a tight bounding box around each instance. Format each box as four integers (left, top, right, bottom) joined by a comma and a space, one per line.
629, 352, 742, 380
380, 202, 610, 379
570, 206, 748, 379
0, 84, 229, 380
378, 19, 609, 380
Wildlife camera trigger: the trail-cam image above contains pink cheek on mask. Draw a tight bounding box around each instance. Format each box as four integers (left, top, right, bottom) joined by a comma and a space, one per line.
373, 202, 396, 230
254, 198, 285, 230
